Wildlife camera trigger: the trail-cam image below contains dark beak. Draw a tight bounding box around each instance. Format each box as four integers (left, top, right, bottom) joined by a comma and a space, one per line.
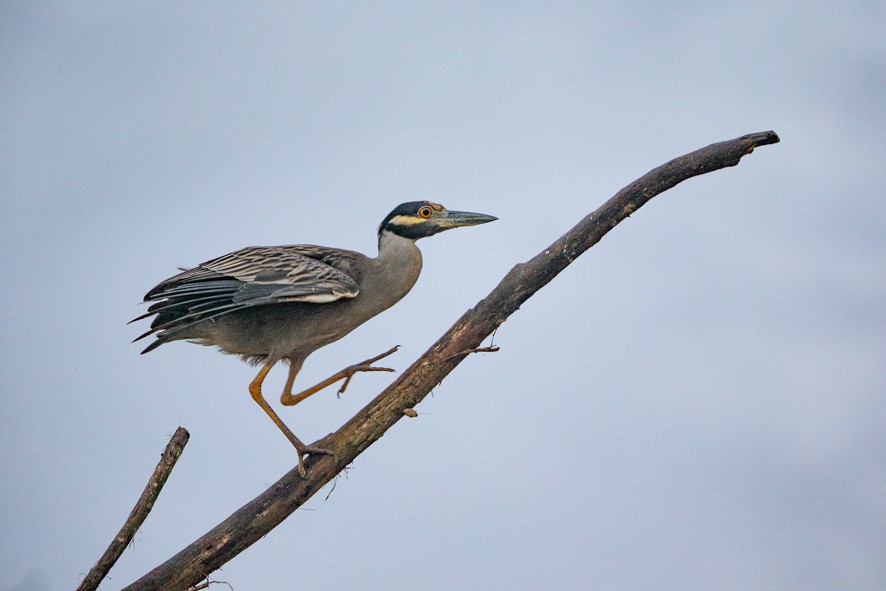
435, 210, 498, 230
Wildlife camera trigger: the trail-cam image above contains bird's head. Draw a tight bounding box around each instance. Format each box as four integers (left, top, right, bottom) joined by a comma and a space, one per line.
378, 201, 497, 240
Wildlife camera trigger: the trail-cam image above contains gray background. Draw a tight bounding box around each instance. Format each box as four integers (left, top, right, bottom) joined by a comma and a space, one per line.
2, 3, 884, 590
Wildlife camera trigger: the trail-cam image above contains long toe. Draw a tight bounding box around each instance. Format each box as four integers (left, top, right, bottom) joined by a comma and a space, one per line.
338, 363, 396, 396
346, 363, 395, 375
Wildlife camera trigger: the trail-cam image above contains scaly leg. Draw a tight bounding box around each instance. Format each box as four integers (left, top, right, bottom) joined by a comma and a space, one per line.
279, 346, 399, 407
249, 361, 332, 476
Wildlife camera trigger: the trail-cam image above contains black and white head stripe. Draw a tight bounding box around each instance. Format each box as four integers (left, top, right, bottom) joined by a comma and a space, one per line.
377, 201, 444, 239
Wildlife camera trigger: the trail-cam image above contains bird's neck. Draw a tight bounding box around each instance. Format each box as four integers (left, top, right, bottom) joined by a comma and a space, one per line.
377, 229, 421, 260
372, 230, 423, 303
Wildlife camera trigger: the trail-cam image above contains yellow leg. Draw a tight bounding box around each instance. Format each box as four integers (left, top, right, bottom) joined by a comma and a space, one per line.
280, 346, 399, 407
249, 361, 332, 476
281, 358, 302, 400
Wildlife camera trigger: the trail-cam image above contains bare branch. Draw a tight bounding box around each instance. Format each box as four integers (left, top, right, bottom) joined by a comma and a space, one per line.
122, 131, 779, 591
77, 427, 189, 591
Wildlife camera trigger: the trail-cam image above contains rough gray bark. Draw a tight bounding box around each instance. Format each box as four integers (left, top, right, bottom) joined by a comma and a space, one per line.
121, 131, 780, 591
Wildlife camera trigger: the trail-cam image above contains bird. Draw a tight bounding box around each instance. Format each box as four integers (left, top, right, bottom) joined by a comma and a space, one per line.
132, 201, 497, 475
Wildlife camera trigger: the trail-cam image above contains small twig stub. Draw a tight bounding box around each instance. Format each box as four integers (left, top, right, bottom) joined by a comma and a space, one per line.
442, 345, 501, 361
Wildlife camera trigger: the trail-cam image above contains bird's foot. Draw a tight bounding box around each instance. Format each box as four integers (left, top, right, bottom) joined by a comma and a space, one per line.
294, 441, 336, 477
336, 346, 400, 397
280, 346, 400, 406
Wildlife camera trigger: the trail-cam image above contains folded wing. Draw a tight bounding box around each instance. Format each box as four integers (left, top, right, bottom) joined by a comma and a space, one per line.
132, 245, 362, 349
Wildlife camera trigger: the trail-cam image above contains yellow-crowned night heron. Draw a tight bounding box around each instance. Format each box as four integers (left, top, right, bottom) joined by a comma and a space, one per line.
132, 201, 496, 474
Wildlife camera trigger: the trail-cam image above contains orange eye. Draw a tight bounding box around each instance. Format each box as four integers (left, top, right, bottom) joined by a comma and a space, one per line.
418, 206, 433, 219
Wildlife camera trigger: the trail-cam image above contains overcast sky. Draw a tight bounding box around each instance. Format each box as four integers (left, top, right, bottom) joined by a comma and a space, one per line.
2, 3, 884, 590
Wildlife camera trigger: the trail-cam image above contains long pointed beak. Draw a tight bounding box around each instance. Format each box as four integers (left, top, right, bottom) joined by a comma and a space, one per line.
435, 210, 498, 230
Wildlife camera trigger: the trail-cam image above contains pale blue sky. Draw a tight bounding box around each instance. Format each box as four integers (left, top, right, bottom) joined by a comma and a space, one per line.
2, 3, 884, 590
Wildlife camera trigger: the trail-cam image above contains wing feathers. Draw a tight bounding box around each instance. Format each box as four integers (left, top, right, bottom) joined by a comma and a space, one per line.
134, 245, 362, 346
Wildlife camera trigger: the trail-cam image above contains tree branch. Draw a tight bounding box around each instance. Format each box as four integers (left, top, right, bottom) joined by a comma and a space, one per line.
78, 427, 189, 591
122, 131, 780, 591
